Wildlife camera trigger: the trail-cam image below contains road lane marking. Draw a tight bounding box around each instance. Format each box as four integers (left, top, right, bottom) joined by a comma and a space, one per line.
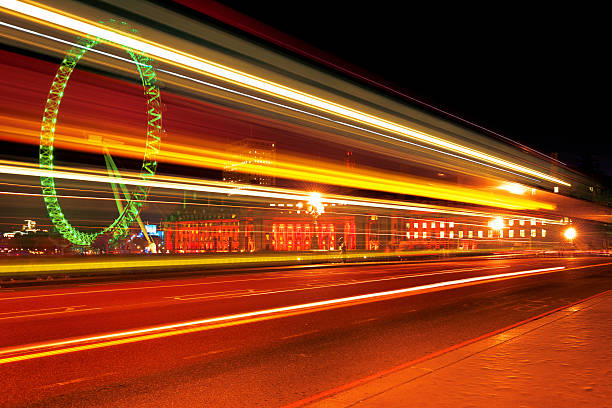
35, 371, 117, 390
0, 305, 85, 316
0, 305, 100, 320
168, 265, 511, 301
0, 265, 572, 365
281, 330, 320, 340
0, 262, 541, 301
182, 348, 234, 360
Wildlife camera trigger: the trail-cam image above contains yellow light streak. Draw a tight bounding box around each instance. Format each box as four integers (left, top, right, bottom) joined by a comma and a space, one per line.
0, 160, 563, 222
0, 0, 570, 187
0, 266, 568, 364
0, 116, 554, 211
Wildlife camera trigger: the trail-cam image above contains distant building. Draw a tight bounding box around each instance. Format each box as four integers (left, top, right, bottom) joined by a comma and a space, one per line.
223, 138, 276, 186
3, 219, 47, 238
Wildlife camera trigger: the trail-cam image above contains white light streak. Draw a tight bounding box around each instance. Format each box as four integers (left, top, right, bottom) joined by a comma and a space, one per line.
0, 1, 570, 186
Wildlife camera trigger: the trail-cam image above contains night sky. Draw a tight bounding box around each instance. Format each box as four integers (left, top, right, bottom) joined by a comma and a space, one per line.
215, 2, 610, 178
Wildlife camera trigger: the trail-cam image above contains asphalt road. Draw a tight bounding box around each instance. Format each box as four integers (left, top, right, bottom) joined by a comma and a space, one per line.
1, 256, 611, 407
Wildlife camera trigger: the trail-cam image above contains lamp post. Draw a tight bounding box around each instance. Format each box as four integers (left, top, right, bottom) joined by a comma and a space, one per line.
307, 192, 324, 250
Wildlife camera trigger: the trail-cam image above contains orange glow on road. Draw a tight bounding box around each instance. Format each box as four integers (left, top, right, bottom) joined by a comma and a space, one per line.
0, 265, 570, 365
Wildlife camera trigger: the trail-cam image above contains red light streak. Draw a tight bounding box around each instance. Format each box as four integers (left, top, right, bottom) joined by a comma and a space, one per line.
0, 265, 571, 365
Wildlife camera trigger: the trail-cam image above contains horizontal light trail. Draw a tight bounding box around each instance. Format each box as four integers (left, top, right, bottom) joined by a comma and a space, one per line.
0, 265, 511, 301
0, 114, 554, 211
0, 161, 565, 225
168, 265, 511, 301
0, 248, 486, 275
0, 20, 544, 187
0, 0, 570, 186
0, 265, 568, 364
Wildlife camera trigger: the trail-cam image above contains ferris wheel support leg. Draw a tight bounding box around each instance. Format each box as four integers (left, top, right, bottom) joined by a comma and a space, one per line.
104, 150, 153, 247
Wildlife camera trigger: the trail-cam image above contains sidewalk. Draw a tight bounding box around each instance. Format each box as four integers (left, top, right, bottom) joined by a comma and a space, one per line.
306, 290, 612, 408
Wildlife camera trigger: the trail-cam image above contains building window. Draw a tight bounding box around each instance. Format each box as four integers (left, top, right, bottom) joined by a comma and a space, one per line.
509, 230, 514, 238
531, 229, 536, 237
542, 229, 547, 237
449, 222, 454, 228
468, 231, 473, 238
531, 219, 536, 226
449, 231, 454, 239
499, 230, 504, 238
440, 231, 445, 238
520, 220, 525, 226
488, 230, 493, 238
509, 219, 514, 226
423, 231, 427, 239
414, 231, 419, 239
478, 231, 483, 238
440, 222, 445, 228
422, 222, 427, 228
459, 231, 463, 238
414, 223, 419, 228
431, 222, 436, 228
520, 230, 525, 237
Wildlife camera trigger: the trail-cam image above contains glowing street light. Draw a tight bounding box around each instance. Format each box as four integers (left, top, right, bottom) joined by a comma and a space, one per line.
498, 182, 528, 195
488, 216, 505, 248
307, 192, 325, 216
488, 217, 504, 232
564, 227, 577, 241
307, 192, 325, 250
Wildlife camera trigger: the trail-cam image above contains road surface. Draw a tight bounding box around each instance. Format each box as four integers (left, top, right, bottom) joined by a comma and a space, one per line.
1, 256, 610, 407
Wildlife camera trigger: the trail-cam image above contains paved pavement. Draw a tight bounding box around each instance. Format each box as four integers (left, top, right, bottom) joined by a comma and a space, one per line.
306, 290, 612, 408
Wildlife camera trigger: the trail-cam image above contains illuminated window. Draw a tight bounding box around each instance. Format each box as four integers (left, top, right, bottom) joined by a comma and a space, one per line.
440, 222, 445, 228
440, 231, 445, 238
414, 223, 419, 228
478, 231, 483, 238
431, 222, 436, 228
459, 231, 464, 238
406, 231, 411, 239
499, 230, 504, 238
414, 231, 419, 239
449, 231, 454, 239
520, 230, 525, 237
468, 231, 473, 238
423, 232, 427, 238
530, 219, 536, 226
406, 223, 410, 228
488, 230, 493, 238
509, 219, 514, 226
449, 222, 454, 228
509, 230, 514, 238
520, 220, 525, 226
422, 223, 427, 228
542, 229, 547, 237
531, 229, 536, 237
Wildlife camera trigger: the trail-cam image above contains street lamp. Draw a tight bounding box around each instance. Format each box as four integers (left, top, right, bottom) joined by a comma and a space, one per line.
307, 192, 325, 250
488, 216, 504, 248
564, 227, 577, 245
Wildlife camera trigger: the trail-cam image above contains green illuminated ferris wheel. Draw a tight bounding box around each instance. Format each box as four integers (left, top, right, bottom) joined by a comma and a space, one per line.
39, 22, 163, 246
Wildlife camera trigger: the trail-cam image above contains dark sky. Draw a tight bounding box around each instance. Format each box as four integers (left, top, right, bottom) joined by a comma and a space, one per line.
216, 1, 609, 177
